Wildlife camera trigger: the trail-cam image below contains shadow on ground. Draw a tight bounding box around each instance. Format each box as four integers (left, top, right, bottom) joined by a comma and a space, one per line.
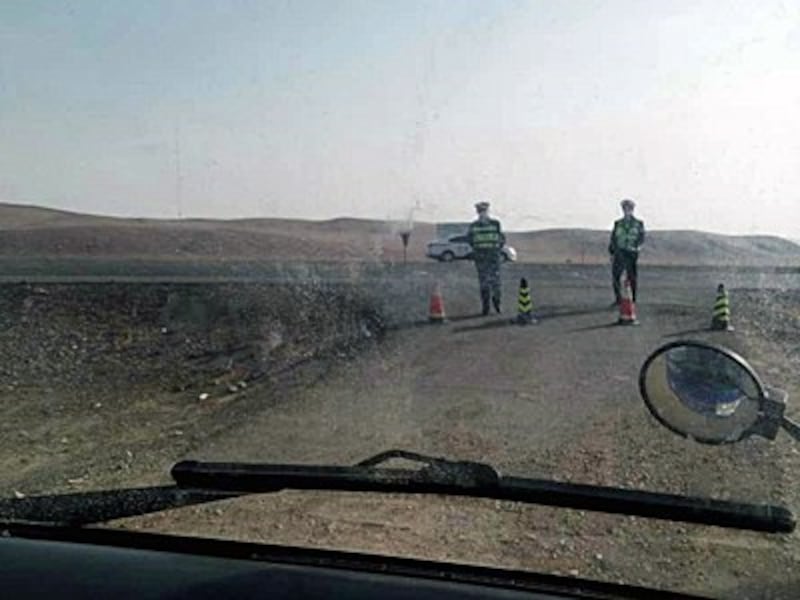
451, 304, 617, 333
388, 313, 487, 332
567, 322, 625, 333
662, 326, 714, 338
535, 304, 615, 320
451, 317, 515, 333
447, 313, 488, 323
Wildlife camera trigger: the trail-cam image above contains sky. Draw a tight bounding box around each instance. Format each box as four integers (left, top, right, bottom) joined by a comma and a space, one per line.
1, 0, 799, 235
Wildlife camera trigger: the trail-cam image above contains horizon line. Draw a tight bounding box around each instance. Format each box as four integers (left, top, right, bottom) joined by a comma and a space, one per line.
0, 201, 796, 241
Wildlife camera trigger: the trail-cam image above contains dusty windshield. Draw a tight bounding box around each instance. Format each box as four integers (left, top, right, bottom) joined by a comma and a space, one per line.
1, 2, 799, 597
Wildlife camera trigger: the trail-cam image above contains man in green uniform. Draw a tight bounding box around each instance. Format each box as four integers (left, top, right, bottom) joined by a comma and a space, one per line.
467, 201, 506, 315
609, 198, 645, 305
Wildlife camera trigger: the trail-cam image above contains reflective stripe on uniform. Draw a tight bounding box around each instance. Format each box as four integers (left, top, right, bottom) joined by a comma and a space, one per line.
471, 223, 501, 249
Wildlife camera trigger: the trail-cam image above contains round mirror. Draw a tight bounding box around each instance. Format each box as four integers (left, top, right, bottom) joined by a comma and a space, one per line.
639, 341, 765, 444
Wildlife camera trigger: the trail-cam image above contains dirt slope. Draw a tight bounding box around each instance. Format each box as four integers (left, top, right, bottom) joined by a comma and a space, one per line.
1, 202, 799, 266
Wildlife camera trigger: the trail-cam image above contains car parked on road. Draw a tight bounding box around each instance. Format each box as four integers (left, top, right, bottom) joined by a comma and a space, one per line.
426, 234, 517, 262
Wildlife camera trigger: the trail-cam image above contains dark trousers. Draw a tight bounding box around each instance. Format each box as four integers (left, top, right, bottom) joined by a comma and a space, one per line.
612, 251, 638, 303
474, 253, 501, 311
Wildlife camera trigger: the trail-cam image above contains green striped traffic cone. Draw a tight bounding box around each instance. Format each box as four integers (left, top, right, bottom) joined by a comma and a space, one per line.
710, 283, 733, 331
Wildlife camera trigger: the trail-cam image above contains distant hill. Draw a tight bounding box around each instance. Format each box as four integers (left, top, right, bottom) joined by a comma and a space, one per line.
505, 229, 800, 266
1, 203, 798, 266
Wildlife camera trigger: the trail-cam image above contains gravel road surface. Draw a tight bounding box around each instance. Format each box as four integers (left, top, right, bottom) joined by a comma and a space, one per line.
1, 261, 799, 598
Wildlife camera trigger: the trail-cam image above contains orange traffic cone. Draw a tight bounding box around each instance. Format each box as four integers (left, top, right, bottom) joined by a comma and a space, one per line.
617, 274, 638, 325
429, 282, 447, 323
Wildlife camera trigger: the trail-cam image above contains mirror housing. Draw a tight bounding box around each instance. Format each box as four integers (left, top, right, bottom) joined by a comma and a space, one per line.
639, 341, 782, 445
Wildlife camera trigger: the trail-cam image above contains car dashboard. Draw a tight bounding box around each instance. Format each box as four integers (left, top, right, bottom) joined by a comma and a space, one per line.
0, 523, 703, 600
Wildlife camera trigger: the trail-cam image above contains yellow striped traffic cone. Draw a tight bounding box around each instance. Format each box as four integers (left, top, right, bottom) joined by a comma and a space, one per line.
710, 283, 733, 331
513, 278, 537, 325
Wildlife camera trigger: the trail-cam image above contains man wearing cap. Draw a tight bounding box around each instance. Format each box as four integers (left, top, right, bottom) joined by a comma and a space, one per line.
467, 201, 506, 315
609, 199, 645, 305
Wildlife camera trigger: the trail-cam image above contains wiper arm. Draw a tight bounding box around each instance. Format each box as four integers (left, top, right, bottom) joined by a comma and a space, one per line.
172, 450, 500, 493
171, 451, 794, 534
0, 450, 793, 534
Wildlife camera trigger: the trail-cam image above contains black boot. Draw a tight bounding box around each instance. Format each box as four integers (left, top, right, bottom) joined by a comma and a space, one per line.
493, 297, 501, 314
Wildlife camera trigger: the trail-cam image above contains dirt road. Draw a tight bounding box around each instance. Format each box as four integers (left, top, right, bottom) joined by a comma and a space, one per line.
127, 274, 799, 598
2, 264, 799, 598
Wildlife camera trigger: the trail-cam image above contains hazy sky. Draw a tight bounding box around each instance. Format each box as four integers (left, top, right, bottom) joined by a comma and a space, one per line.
1, 1, 799, 234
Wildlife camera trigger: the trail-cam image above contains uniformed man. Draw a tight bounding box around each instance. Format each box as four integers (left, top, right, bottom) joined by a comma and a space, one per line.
467, 201, 506, 315
609, 198, 645, 304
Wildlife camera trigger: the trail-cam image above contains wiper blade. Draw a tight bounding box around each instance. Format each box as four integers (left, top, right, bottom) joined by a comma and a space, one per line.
171, 451, 794, 534
0, 450, 793, 533
0, 486, 240, 526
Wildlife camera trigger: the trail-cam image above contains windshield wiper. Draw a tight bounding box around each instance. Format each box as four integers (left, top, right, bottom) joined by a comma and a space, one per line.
0, 450, 794, 533
171, 450, 794, 533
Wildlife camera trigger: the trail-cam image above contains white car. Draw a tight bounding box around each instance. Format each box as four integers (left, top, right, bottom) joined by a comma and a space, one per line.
426, 234, 517, 262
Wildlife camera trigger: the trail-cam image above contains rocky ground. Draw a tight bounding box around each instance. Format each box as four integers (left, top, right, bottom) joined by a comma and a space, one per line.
0, 268, 799, 599
0, 281, 383, 493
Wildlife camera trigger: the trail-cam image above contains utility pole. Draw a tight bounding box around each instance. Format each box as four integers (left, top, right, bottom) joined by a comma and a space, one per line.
399, 231, 411, 264
399, 200, 419, 265
174, 122, 183, 219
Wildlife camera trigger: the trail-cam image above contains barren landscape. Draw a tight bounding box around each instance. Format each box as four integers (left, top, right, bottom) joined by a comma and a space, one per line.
1, 203, 799, 599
